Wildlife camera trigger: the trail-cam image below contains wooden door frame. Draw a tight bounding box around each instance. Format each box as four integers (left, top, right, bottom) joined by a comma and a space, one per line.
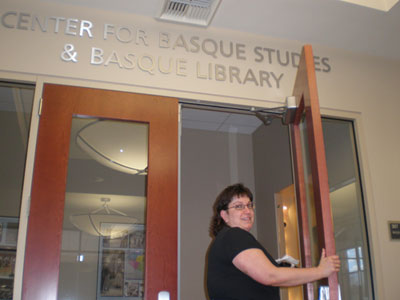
23, 84, 178, 300
290, 45, 339, 300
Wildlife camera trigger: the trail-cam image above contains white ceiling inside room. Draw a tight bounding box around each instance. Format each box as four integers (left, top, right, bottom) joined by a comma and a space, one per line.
48, 0, 400, 61
181, 107, 263, 134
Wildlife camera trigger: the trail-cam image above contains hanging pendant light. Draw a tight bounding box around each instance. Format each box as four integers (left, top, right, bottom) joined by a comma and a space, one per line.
76, 119, 148, 175
69, 197, 137, 238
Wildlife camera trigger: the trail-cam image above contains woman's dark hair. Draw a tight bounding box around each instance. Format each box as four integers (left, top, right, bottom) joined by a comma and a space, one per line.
210, 183, 253, 237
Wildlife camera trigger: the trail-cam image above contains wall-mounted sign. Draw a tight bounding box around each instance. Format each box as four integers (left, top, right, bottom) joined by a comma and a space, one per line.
0, 7, 333, 102
388, 221, 400, 240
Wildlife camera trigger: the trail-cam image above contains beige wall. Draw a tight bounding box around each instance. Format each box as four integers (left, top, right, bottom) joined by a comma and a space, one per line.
180, 128, 256, 300
2, 0, 400, 299
252, 119, 293, 259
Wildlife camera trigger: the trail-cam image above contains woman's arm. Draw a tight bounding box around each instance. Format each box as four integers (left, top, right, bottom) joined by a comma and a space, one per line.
232, 248, 340, 287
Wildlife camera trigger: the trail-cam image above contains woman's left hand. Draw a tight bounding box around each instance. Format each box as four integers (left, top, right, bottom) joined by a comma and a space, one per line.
317, 249, 341, 277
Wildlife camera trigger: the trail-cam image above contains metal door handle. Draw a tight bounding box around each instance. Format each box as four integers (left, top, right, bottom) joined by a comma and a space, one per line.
158, 291, 170, 300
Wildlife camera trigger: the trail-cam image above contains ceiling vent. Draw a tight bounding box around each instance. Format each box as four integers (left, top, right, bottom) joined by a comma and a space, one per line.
157, 0, 221, 27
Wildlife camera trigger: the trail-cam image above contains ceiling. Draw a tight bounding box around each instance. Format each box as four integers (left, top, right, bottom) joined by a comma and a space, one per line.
52, 0, 400, 61
181, 107, 263, 134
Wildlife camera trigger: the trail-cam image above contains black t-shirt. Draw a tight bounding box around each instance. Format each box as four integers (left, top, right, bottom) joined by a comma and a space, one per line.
207, 226, 280, 300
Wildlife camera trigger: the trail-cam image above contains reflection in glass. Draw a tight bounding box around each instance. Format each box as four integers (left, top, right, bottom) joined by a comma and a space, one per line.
299, 118, 322, 296
323, 118, 373, 300
297, 117, 374, 299
0, 83, 34, 299
58, 117, 148, 300
76, 120, 148, 175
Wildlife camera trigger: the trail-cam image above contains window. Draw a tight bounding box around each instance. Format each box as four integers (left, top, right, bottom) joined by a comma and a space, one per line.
323, 118, 373, 300
0, 82, 34, 299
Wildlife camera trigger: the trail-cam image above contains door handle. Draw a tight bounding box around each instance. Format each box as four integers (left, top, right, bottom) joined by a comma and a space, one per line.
158, 291, 170, 300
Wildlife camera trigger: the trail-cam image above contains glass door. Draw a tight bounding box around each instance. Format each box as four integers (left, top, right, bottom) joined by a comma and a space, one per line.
22, 84, 178, 300
290, 45, 339, 300
0, 82, 35, 300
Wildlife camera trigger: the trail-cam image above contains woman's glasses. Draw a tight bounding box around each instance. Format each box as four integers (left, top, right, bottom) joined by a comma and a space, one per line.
226, 202, 255, 211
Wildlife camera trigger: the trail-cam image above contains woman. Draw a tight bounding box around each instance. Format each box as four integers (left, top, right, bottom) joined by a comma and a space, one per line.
206, 183, 340, 300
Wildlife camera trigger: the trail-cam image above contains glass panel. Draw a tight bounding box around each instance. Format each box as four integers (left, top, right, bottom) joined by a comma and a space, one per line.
58, 117, 148, 300
322, 118, 373, 300
0, 83, 34, 299
299, 117, 321, 296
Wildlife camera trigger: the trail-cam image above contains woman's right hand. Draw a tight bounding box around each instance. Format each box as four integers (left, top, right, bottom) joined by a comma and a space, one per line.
318, 249, 341, 277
